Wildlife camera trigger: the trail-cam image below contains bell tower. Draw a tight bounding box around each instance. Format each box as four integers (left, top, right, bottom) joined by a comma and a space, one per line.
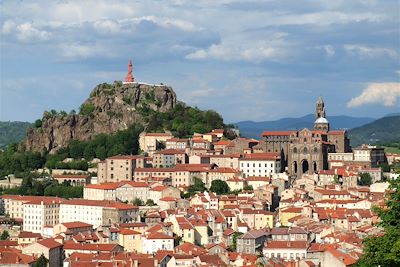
315, 96, 326, 119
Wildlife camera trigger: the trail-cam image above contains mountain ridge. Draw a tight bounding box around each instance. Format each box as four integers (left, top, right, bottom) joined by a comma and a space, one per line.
234, 114, 375, 138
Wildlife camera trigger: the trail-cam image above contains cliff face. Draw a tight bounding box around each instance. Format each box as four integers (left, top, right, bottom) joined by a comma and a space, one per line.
25, 82, 176, 153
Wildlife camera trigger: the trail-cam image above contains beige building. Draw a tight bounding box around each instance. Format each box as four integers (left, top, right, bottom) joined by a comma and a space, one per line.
118, 228, 142, 252
60, 199, 138, 228
139, 132, 174, 156
83, 183, 119, 200
116, 181, 149, 203
0, 195, 62, 222
22, 238, 63, 267
153, 149, 187, 167
53, 221, 93, 236
97, 155, 145, 183
148, 186, 181, 204
134, 168, 174, 182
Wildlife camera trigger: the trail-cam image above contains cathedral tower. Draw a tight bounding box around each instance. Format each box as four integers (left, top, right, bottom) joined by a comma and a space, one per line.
314, 96, 329, 131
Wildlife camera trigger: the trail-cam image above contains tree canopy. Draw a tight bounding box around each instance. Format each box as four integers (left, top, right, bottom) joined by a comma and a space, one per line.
210, 180, 230, 195
355, 178, 400, 266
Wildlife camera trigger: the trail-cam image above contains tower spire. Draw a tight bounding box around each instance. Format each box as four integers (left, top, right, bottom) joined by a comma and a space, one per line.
124, 59, 134, 84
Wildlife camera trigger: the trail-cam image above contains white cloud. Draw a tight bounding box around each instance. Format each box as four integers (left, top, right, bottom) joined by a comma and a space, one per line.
59, 43, 115, 59
128, 16, 199, 32
344, 44, 398, 59
2, 20, 16, 34
92, 19, 121, 35
347, 83, 400, 107
16, 23, 50, 42
186, 38, 286, 63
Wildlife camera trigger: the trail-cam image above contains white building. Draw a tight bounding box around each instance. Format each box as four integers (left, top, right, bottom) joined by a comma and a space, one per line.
23, 199, 61, 234
142, 232, 174, 254
240, 153, 281, 178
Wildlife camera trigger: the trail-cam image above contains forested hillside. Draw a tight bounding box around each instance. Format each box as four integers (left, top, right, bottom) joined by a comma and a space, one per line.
0, 121, 31, 149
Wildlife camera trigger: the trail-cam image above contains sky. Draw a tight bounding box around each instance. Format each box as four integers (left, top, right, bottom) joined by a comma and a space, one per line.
0, 0, 399, 123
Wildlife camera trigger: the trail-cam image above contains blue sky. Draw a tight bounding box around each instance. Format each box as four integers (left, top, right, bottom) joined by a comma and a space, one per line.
0, 0, 399, 123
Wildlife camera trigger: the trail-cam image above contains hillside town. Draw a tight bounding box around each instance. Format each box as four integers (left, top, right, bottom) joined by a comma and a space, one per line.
0, 91, 399, 267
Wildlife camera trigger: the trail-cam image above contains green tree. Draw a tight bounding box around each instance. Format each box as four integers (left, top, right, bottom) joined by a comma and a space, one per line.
355, 178, 400, 266
33, 255, 48, 267
229, 232, 243, 251
0, 230, 9, 240
210, 180, 230, 195
146, 199, 155, 206
243, 185, 253, 191
133, 198, 144, 206
358, 173, 373, 186
34, 119, 42, 128
188, 177, 206, 196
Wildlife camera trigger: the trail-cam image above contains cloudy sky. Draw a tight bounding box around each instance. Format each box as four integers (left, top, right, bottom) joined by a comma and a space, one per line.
1, 0, 399, 123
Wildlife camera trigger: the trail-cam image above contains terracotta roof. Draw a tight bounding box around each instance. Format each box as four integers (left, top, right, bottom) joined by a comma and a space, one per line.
265, 241, 309, 249
0, 249, 35, 265
262, 131, 294, 136
37, 238, 63, 249
64, 242, 120, 251
18, 231, 42, 239
85, 183, 119, 190
60, 221, 93, 229
146, 232, 174, 240
242, 153, 280, 160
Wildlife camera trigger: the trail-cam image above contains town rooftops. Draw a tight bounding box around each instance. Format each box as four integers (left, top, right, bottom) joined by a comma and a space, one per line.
37, 238, 63, 249
242, 153, 280, 160
0, 249, 35, 265
239, 229, 269, 239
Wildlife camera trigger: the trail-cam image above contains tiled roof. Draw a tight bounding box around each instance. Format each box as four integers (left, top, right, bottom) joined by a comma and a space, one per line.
37, 238, 63, 249
61, 221, 93, 229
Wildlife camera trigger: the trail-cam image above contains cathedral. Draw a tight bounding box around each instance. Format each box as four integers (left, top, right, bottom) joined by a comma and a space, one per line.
262, 97, 351, 177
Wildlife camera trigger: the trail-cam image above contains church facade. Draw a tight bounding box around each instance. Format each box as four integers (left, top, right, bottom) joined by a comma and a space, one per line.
262, 97, 351, 177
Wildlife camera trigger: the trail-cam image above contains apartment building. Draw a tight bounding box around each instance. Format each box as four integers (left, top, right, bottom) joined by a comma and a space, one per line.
59, 199, 139, 228
97, 155, 145, 183
240, 153, 281, 178
152, 149, 187, 167
0, 195, 61, 221
23, 199, 61, 234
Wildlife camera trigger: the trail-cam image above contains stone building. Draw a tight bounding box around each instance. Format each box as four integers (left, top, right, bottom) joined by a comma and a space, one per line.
262, 97, 351, 177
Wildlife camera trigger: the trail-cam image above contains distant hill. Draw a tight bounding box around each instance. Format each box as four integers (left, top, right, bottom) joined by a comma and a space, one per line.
0, 121, 32, 148
348, 116, 400, 147
234, 114, 375, 138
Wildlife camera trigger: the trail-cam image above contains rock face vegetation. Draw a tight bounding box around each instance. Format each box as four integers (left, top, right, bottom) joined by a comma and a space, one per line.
24, 82, 177, 153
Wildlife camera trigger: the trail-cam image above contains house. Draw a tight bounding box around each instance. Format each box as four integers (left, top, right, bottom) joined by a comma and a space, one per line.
142, 232, 174, 254
22, 238, 63, 267
63, 242, 123, 257
117, 228, 142, 252
53, 221, 93, 236
0, 248, 36, 267
240, 209, 274, 229
270, 227, 308, 241
263, 241, 309, 261
236, 229, 269, 254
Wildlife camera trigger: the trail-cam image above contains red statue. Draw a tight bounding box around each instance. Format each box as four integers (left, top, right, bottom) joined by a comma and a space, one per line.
125, 60, 134, 83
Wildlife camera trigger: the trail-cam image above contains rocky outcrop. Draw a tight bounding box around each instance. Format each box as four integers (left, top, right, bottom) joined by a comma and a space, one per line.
25, 82, 176, 153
